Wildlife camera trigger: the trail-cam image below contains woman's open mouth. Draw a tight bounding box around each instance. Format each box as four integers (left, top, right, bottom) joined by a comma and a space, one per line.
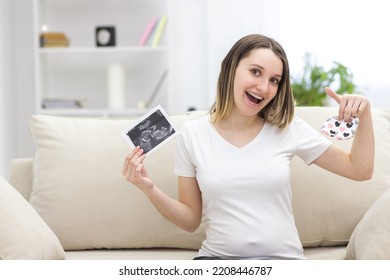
246, 91, 263, 105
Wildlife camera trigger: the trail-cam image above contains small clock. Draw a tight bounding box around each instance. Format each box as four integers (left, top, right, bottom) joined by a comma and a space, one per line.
95, 26, 116, 47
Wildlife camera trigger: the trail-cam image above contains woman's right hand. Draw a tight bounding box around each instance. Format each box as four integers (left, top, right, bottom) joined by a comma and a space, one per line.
122, 146, 154, 193
123, 147, 202, 233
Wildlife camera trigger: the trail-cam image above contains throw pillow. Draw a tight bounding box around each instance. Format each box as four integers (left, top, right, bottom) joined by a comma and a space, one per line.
346, 187, 390, 259
28, 112, 207, 251
0, 175, 65, 260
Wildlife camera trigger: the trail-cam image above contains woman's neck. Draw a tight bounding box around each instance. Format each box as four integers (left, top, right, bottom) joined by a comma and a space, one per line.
211, 111, 265, 148
213, 110, 263, 131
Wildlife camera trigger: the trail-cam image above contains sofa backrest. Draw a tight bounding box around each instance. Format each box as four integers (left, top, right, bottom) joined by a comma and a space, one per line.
8, 107, 390, 250
292, 107, 390, 247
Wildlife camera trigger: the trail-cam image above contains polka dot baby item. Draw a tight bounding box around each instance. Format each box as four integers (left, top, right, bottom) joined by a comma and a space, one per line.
321, 117, 359, 140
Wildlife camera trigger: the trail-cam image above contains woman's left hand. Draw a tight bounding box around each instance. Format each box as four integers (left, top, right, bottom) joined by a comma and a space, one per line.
325, 87, 370, 122
314, 87, 374, 181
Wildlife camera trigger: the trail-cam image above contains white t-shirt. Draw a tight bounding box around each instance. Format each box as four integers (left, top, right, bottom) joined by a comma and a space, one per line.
174, 114, 331, 259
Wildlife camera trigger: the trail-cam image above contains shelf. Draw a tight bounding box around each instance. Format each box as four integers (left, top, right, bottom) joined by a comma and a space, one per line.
38, 46, 168, 55
40, 108, 153, 118
33, 0, 171, 117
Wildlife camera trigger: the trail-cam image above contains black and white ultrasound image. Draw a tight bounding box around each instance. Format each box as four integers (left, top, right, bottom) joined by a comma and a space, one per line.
125, 109, 176, 153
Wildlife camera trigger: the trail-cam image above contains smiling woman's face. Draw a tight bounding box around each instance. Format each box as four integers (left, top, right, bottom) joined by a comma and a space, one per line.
232, 48, 283, 117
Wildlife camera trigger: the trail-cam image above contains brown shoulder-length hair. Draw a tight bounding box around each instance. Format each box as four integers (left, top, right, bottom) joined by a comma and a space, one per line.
210, 34, 295, 129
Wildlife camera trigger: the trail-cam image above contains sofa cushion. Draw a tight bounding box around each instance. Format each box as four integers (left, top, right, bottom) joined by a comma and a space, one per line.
346, 188, 390, 259
292, 107, 390, 247
28, 107, 390, 252
29, 112, 207, 251
0, 175, 65, 259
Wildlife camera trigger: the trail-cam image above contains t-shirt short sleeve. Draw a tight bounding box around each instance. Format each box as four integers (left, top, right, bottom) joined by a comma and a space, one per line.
291, 117, 332, 165
174, 123, 197, 177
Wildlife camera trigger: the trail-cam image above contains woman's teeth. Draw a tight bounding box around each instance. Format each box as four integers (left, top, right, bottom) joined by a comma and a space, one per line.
246, 91, 263, 104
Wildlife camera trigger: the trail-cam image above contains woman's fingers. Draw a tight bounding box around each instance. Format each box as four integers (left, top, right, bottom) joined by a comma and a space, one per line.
339, 95, 368, 121
122, 147, 135, 175
122, 146, 145, 179
325, 87, 368, 122
325, 87, 341, 104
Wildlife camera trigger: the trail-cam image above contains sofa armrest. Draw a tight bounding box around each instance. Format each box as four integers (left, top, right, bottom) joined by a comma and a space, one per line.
8, 158, 33, 200
346, 187, 390, 259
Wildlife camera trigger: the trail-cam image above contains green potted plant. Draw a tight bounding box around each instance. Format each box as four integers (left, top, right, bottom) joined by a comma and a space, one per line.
292, 53, 357, 106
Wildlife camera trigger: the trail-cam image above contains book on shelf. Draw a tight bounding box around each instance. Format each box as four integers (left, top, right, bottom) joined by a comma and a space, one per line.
42, 98, 82, 109
151, 15, 167, 47
139, 15, 167, 47
138, 16, 158, 46
40, 32, 70, 48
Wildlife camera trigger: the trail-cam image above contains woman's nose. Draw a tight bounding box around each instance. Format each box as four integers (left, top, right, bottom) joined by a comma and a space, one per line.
256, 77, 268, 92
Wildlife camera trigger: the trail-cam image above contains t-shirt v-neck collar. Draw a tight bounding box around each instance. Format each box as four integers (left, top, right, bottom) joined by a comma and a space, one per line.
207, 115, 268, 151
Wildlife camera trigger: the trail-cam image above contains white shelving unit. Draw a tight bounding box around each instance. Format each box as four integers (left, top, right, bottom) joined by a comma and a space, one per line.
32, 0, 171, 117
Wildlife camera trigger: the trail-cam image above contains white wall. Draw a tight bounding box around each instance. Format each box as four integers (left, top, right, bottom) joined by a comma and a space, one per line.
3, 0, 390, 177
205, 0, 282, 106
170, 0, 284, 112
13, 0, 40, 160
0, 0, 16, 177
0, 0, 35, 177
203, 0, 390, 109
169, 0, 209, 113
279, 0, 390, 108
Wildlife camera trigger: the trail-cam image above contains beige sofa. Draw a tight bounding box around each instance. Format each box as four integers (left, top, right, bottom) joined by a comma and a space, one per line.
2, 106, 390, 260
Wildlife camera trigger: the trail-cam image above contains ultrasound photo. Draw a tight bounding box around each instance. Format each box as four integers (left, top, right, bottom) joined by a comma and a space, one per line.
121, 105, 177, 155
